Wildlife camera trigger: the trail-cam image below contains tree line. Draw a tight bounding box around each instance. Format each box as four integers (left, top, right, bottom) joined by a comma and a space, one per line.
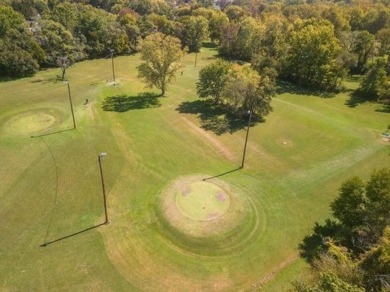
0, 0, 389, 105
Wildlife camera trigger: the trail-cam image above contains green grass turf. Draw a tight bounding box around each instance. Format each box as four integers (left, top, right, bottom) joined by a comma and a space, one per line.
0, 47, 389, 290
175, 181, 229, 220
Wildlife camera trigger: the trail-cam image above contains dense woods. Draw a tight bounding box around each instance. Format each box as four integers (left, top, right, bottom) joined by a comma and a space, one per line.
0, 0, 389, 104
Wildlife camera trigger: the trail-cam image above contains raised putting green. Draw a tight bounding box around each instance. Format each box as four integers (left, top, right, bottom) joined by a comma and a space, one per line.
156, 175, 259, 254
175, 180, 230, 220
2, 107, 66, 136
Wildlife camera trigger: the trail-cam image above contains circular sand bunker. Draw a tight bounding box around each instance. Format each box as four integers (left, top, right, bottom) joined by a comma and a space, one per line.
2, 108, 64, 136
156, 175, 258, 254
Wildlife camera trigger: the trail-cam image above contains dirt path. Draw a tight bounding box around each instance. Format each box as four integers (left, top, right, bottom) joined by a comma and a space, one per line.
250, 253, 299, 290
181, 117, 235, 161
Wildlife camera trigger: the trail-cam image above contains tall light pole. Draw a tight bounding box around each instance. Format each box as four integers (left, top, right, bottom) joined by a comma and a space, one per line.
64, 81, 76, 129
110, 48, 116, 84
241, 110, 252, 169
98, 152, 108, 224
194, 38, 198, 67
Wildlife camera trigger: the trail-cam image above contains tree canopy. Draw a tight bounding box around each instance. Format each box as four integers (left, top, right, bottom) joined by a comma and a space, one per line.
197, 60, 274, 117
0, 0, 389, 100
296, 168, 390, 291
137, 32, 187, 96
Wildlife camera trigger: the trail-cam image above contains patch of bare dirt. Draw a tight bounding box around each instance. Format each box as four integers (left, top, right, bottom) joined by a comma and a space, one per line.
181, 117, 235, 161
250, 253, 299, 290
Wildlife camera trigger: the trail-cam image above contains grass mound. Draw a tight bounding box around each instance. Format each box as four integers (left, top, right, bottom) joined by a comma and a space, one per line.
2, 108, 65, 136
156, 175, 259, 255
176, 181, 230, 221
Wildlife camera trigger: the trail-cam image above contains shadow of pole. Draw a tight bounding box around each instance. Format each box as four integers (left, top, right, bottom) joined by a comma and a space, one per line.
202, 167, 241, 181
31, 128, 75, 138
40, 222, 106, 247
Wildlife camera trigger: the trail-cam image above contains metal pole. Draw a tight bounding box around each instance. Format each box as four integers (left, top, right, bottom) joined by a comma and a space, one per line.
110, 49, 116, 84
98, 154, 108, 224
66, 82, 76, 129
241, 111, 252, 169
195, 38, 198, 67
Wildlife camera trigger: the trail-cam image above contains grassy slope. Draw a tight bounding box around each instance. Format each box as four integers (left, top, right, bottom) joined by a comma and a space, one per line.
0, 48, 389, 291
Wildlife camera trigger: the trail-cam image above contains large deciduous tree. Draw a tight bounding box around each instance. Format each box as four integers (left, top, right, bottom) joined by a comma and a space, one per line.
219, 16, 262, 61
357, 57, 389, 102
223, 65, 273, 116
197, 60, 232, 104
196, 61, 274, 116
34, 19, 85, 67
352, 30, 375, 74
283, 19, 345, 91
331, 168, 390, 249
180, 15, 209, 53
137, 32, 187, 96
208, 10, 229, 42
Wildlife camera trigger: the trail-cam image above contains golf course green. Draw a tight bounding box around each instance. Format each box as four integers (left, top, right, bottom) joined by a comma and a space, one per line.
0, 47, 388, 291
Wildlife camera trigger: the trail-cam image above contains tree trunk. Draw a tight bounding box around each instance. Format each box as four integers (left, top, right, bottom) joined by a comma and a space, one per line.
61, 68, 66, 81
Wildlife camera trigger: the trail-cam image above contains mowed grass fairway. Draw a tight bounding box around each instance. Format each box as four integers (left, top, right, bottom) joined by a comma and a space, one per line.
0, 47, 389, 291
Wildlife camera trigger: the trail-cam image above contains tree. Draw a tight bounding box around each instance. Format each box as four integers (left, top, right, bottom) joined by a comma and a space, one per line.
198, 0, 214, 8
117, 9, 140, 53
180, 15, 209, 53
0, 6, 43, 77
330, 168, 390, 250
219, 16, 262, 61
73, 4, 130, 58
145, 13, 175, 35
217, 0, 233, 11
208, 10, 229, 42
11, 0, 49, 20
283, 19, 345, 91
330, 176, 366, 229
360, 227, 390, 290
357, 57, 388, 101
376, 28, 390, 56
34, 19, 85, 66
137, 33, 187, 96
225, 5, 246, 21
56, 56, 72, 81
378, 82, 390, 109
322, 6, 350, 37
197, 60, 232, 104
50, 2, 78, 32
223, 65, 273, 116
352, 31, 375, 74
365, 168, 390, 232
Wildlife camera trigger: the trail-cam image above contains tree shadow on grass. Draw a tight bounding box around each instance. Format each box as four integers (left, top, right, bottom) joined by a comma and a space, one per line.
176, 99, 264, 135
375, 105, 390, 113
102, 92, 161, 112
299, 219, 341, 263
345, 90, 368, 108
276, 80, 336, 98
345, 90, 390, 112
